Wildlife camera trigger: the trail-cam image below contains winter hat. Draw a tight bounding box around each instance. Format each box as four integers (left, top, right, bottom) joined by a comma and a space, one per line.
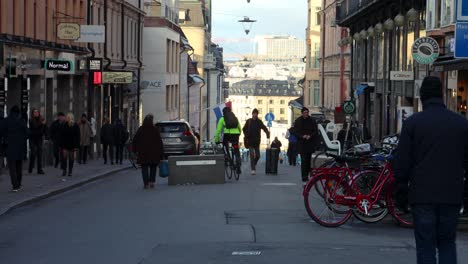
420, 76, 443, 102
252, 108, 259, 114
301, 107, 309, 113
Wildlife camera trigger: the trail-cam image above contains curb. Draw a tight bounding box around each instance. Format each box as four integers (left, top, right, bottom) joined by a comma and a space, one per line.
0, 166, 132, 217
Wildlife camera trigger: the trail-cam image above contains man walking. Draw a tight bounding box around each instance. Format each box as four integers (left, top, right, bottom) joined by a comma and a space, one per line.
100, 117, 115, 164
113, 119, 129, 165
78, 114, 92, 164
0, 106, 29, 192
49, 112, 65, 168
28, 109, 46, 174
293, 107, 318, 184
242, 108, 270, 175
394, 76, 468, 264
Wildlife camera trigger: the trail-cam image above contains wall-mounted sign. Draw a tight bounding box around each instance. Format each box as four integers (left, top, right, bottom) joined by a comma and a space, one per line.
412, 37, 440, 65
390, 71, 414, 81
457, 0, 468, 21
455, 22, 468, 58
45, 59, 71, 71
88, 58, 102, 71
102, 72, 133, 84
343, 100, 356, 115
57, 23, 80, 40
76, 25, 105, 43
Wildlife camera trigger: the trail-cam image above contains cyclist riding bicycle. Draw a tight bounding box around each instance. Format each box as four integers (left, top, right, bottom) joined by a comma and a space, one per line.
215, 107, 242, 174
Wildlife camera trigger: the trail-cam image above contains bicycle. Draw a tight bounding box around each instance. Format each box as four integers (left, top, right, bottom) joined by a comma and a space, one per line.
219, 142, 241, 181
303, 151, 413, 228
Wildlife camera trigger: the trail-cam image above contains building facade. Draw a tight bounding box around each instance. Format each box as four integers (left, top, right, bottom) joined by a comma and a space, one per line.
303, 0, 322, 112
320, 0, 351, 118
255, 35, 306, 59
337, 0, 427, 141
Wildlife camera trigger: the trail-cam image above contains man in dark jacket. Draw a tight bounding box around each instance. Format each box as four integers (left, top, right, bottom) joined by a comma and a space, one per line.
49, 112, 65, 168
393, 76, 468, 264
113, 119, 129, 165
28, 109, 46, 174
0, 106, 29, 192
242, 108, 270, 175
293, 107, 318, 183
100, 117, 115, 164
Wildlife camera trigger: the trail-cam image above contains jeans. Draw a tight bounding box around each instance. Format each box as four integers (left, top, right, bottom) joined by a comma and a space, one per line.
300, 152, 313, 181
102, 143, 114, 163
8, 159, 23, 189
412, 204, 460, 264
53, 141, 60, 167
141, 164, 157, 185
249, 146, 260, 170
29, 141, 43, 172
115, 144, 124, 164
79, 146, 88, 164
61, 149, 75, 175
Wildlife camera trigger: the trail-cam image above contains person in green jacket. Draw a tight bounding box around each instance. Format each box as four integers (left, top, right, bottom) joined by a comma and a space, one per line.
215, 107, 242, 174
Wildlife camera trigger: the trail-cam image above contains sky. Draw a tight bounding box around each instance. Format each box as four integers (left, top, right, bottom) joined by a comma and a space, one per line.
212, 0, 308, 58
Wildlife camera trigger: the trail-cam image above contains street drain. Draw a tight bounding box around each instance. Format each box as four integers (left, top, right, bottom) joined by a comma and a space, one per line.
232, 251, 262, 256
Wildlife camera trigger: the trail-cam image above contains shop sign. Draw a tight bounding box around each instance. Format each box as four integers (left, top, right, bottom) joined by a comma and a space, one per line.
57, 23, 80, 40
76, 25, 105, 43
455, 22, 468, 58
412, 37, 440, 65
390, 71, 414, 81
102, 72, 133, 84
45, 59, 72, 71
343, 100, 356, 115
87, 58, 102, 71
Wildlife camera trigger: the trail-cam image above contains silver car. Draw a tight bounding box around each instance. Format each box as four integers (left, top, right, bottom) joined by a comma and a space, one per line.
156, 121, 199, 156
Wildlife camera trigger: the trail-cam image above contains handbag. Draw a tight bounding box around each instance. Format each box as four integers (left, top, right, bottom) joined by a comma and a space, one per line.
159, 160, 169, 178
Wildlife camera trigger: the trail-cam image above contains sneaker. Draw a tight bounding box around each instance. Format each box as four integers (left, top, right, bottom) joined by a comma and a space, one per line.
12, 189, 19, 192
251, 170, 256, 175
149, 182, 155, 188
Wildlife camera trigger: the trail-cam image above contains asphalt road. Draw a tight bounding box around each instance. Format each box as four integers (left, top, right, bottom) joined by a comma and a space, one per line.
1, 161, 468, 264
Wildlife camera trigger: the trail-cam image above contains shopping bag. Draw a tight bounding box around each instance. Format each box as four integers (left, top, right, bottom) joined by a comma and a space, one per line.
159, 160, 169, 178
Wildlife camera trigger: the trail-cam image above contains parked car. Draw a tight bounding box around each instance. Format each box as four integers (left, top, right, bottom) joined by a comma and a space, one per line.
156, 121, 199, 156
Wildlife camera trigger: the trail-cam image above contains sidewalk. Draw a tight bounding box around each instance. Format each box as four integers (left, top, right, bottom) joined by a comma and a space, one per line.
0, 160, 131, 216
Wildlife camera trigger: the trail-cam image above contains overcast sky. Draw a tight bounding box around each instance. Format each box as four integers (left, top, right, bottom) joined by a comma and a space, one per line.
212, 0, 307, 58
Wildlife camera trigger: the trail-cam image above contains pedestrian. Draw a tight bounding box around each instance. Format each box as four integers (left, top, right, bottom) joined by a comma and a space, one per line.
114, 119, 129, 165
78, 114, 92, 164
59, 113, 80, 177
271, 136, 283, 163
28, 109, 46, 174
132, 114, 164, 189
393, 76, 468, 264
0, 106, 29, 191
286, 126, 298, 166
49, 112, 66, 168
89, 115, 97, 159
100, 117, 115, 164
292, 107, 319, 185
242, 108, 270, 175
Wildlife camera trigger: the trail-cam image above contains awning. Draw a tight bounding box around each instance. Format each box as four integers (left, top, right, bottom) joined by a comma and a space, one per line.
432, 55, 468, 71
188, 74, 205, 85
356, 84, 369, 95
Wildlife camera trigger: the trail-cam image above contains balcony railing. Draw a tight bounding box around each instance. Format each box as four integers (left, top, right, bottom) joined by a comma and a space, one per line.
336, 0, 379, 26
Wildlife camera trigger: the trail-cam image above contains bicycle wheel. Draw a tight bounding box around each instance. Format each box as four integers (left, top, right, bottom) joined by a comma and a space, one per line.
386, 182, 414, 228
225, 157, 233, 180
304, 174, 352, 227
351, 170, 389, 223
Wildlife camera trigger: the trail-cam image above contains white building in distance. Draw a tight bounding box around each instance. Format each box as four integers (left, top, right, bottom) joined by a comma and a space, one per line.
254, 36, 306, 59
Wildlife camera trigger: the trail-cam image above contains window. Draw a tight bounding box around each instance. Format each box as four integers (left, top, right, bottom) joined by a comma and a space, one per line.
280, 100, 285, 104
316, 10, 321, 26
166, 39, 171, 72
258, 100, 263, 104
280, 108, 285, 115
269, 99, 274, 104
308, 80, 313, 106
313, 80, 320, 106
166, 85, 171, 111
258, 108, 263, 114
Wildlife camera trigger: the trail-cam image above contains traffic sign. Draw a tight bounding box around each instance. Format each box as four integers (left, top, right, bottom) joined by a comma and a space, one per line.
265, 112, 275, 122
455, 22, 468, 58
267, 121, 273, 127
343, 100, 356, 115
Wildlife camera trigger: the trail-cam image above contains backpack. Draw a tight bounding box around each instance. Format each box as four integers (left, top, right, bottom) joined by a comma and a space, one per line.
224, 111, 239, 129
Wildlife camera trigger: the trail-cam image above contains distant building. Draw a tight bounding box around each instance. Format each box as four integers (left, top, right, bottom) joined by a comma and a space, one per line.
254, 36, 306, 59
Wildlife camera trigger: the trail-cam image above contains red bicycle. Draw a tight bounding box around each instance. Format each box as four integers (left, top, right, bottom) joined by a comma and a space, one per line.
303, 153, 413, 228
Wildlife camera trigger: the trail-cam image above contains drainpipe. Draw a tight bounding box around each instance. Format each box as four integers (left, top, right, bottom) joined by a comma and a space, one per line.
199, 80, 206, 141
87, 0, 95, 118
121, 3, 127, 70
136, 1, 143, 126
103, 0, 111, 70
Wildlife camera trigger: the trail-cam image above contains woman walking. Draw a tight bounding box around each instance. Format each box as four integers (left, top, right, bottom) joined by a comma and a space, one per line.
132, 114, 164, 189
59, 113, 80, 177
78, 114, 92, 164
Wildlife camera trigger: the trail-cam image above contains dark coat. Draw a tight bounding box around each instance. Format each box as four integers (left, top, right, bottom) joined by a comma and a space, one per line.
29, 117, 46, 143
59, 123, 80, 150
49, 119, 63, 143
271, 139, 282, 149
393, 98, 468, 205
132, 124, 164, 165
113, 123, 129, 145
0, 112, 29, 161
292, 116, 319, 153
242, 118, 269, 148
100, 124, 115, 145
